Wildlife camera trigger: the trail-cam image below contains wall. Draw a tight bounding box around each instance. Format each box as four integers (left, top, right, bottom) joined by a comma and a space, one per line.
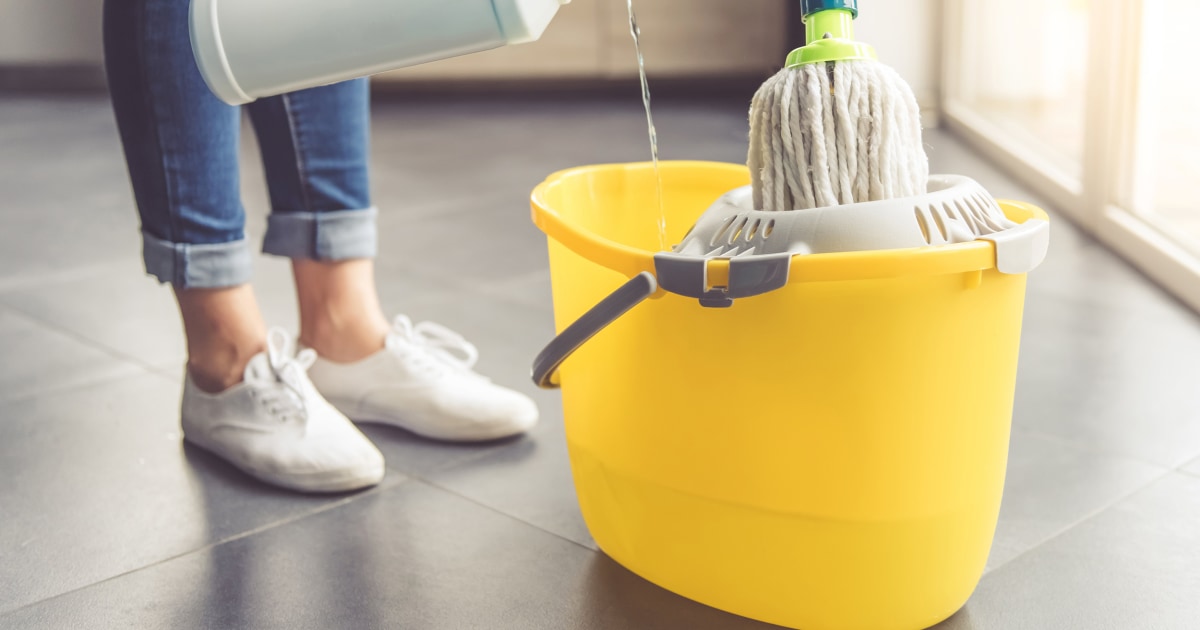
0, 0, 103, 64
378, 0, 790, 82
0, 0, 943, 118
374, 0, 944, 124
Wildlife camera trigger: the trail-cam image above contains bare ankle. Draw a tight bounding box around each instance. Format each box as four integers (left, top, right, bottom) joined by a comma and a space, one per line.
185, 326, 267, 393
174, 285, 268, 393
294, 259, 390, 363
299, 316, 387, 364
187, 347, 260, 393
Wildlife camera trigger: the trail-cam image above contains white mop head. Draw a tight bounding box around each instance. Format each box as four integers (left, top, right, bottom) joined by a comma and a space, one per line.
748, 61, 929, 211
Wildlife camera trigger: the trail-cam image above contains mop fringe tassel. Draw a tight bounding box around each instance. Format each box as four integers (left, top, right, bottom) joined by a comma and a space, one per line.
748, 61, 929, 211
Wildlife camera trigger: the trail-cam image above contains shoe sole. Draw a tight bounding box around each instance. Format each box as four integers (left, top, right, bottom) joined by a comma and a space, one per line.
323, 396, 537, 443
183, 436, 385, 494
347, 412, 537, 443
353, 417, 534, 442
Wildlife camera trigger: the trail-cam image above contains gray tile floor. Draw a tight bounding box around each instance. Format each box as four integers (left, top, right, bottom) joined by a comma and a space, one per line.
1, 92, 1198, 629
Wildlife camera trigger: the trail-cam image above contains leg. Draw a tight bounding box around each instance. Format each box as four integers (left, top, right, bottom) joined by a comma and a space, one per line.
247, 80, 539, 442
104, 0, 264, 390
245, 81, 390, 363
104, 0, 383, 491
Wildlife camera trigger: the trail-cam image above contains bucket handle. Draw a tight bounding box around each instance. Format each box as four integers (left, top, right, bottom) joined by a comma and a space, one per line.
531, 252, 790, 389
531, 218, 1050, 389
532, 272, 657, 389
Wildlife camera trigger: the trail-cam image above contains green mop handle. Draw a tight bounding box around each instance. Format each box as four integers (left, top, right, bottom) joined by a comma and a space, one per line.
787, 0, 877, 67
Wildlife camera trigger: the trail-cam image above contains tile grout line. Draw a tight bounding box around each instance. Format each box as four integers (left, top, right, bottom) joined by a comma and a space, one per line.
408, 436, 528, 479
401, 265, 551, 308
0, 260, 132, 294
0, 301, 167, 405
0, 300, 166, 375
1010, 425, 1183, 471
0, 474, 413, 619
984, 467, 1176, 576
0, 368, 151, 407
412, 476, 597, 554
146, 364, 183, 381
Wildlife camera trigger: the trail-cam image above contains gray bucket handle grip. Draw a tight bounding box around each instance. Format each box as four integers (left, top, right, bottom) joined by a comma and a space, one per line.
531, 272, 658, 389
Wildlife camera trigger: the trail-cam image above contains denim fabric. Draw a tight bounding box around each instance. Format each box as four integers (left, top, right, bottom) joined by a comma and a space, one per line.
102, 0, 376, 289
263, 208, 380, 261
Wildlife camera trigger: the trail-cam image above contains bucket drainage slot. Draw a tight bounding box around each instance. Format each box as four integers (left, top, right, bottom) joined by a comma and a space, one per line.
746, 218, 761, 240
728, 217, 749, 244
931, 206, 949, 241
710, 216, 736, 247
914, 207, 932, 244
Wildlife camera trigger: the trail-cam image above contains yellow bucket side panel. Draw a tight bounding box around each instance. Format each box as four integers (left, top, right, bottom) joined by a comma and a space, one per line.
571, 444, 996, 630
554, 258, 1024, 520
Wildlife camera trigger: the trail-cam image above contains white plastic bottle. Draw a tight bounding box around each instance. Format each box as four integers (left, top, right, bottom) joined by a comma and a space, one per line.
190, 0, 572, 105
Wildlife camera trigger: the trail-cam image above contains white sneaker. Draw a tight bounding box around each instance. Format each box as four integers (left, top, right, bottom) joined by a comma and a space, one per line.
306, 315, 539, 442
181, 328, 386, 493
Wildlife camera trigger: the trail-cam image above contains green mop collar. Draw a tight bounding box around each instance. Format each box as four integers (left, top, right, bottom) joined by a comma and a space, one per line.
786, 0, 878, 67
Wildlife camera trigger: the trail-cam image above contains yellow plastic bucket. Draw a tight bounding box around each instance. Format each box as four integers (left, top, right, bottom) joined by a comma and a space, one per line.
530, 161, 1048, 630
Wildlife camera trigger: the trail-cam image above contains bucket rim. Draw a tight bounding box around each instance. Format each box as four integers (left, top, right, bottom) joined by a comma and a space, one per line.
530, 161, 1049, 283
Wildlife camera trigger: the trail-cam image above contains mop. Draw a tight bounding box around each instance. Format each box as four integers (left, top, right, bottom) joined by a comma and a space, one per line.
532, 0, 1048, 396
747, 0, 929, 211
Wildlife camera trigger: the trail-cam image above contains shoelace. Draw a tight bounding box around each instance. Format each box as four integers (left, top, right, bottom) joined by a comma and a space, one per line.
389, 315, 480, 373
259, 328, 316, 424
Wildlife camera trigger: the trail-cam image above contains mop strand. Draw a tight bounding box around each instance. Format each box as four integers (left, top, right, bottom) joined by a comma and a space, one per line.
748, 60, 929, 211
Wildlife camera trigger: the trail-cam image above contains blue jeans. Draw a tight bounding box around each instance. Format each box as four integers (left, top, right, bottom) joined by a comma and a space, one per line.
103, 0, 376, 289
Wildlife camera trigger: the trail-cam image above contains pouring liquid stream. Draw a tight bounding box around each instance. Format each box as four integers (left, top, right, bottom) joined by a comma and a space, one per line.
626, 0, 667, 251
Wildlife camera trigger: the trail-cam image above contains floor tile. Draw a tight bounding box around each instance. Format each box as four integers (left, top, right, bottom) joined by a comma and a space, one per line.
1010, 288, 1200, 467
476, 269, 554, 312
373, 190, 554, 286
0, 97, 142, 286
0, 480, 781, 630
154, 361, 187, 383
0, 372, 400, 612
934, 472, 1200, 630
426, 403, 592, 549
0, 259, 185, 369
0, 307, 141, 403
1018, 213, 1197, 324
366, 97, 753, 208
985, 430, 1167, 570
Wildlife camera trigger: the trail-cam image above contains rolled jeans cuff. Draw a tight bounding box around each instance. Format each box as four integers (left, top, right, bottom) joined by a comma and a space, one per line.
261, 207, 378, 261
142, 231, 253, 289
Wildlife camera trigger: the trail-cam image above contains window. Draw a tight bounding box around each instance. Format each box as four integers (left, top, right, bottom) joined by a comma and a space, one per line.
943, 0, 1200, 311
1126, 0, 1200, 254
